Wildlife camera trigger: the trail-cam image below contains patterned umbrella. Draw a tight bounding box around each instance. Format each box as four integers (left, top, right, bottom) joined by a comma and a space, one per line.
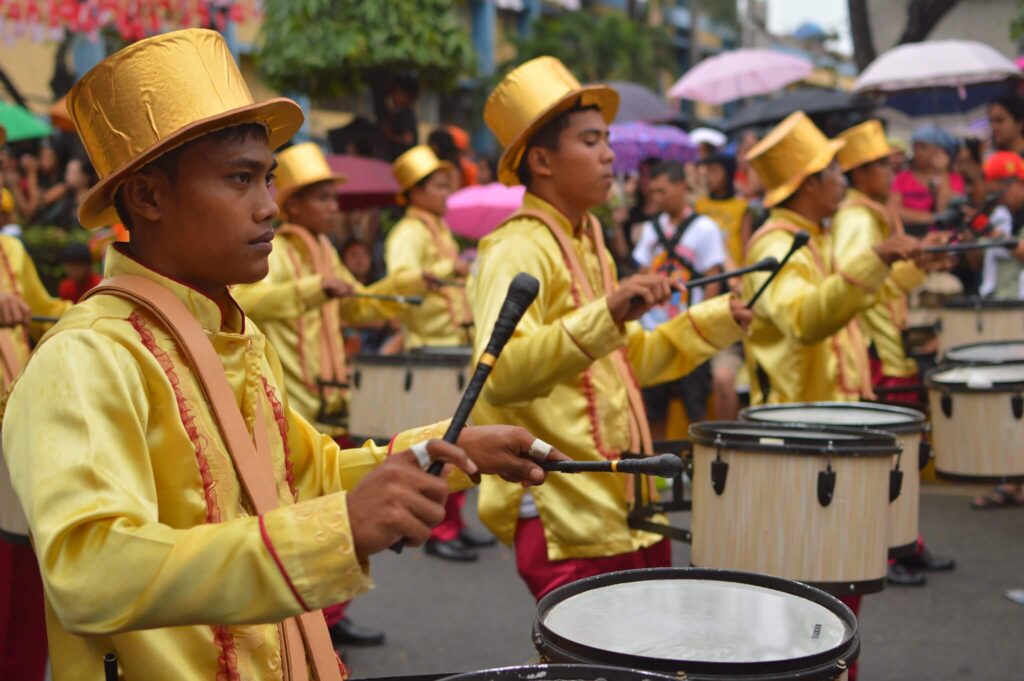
609, 122, 697, 174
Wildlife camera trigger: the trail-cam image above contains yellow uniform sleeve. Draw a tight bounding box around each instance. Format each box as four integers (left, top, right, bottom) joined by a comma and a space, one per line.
746, 230, 890, 345
385, 218, 456, 281
832, 205, 925, 305
328, 248, 404, 326
233, 245, 327, 323
6, 237, 73, 338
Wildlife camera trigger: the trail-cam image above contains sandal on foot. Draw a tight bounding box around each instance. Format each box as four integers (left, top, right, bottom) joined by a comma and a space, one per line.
971, 487, 1024, 510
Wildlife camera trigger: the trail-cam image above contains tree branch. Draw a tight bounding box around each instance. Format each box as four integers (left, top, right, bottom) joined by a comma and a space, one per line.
848, 0, 877, 72
898, 0, 962, 44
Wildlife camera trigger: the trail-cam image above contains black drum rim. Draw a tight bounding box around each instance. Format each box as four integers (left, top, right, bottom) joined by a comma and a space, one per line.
688, 420, 900, 456
441, 663, 679, 680
935, 469, 1024, 483
943, 339, 1024, 366
740, 401, 926, 435
941, 296, 1024, 310
534, 567, 859, 678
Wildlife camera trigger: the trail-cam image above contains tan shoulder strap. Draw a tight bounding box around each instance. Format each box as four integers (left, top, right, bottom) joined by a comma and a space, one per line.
82, 275, 342, 681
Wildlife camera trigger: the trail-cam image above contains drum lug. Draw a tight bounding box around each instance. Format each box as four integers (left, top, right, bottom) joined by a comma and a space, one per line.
711, 435, 728, 495
817, 465, 836, 507
458, 371, 466, 391
1013, 394, 1023, 420
918, 440, 932, 471
404, 368, 413, 392
933, 317, 942, 333
353, 369, 361, 390
975, 311, 984, 334
889, 468, 904, 503
940, 392, 953, 418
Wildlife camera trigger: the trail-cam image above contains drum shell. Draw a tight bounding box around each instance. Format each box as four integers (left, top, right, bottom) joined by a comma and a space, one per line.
937, 300, 1024, 354
348, 349, 471, 440
0, 442, 29, 544
442, 664, 678, 681
690, 439, 890, 595
926, 381, 1024, 483
533, 568, 857, 681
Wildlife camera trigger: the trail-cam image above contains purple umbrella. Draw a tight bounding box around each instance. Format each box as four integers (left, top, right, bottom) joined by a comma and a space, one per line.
609, 122, 697, 174
667, 49, 813, 105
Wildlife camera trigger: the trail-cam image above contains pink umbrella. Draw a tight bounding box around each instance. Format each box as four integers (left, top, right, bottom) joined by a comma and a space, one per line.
327, 154, 401, 209
668, 49, 813, 105
445, 183, 526, 240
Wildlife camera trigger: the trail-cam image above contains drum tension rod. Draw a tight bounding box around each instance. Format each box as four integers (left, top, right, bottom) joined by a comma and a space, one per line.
711, 435, 728, 496
1013, 394, 1023, 420
817, 442, 837, 508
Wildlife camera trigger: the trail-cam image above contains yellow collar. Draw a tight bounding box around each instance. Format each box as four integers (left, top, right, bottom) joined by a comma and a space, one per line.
105, 245, 246, 334
523, 192, 588, 237
768, 207, 824, 236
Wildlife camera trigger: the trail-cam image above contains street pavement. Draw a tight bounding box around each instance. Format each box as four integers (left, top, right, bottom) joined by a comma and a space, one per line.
345, 485, 1023, 680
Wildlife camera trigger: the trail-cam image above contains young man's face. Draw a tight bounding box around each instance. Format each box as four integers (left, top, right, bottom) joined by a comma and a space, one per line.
342, 243, 372, 281
799, 161, 846, 220
648, 174, 688, 216
409, 169, 453, 217
542, 109, 615, 211
284, 180, 339, 234
989, 104, 1021, 150
852, 158, 894, 201
151, 132, 279, 288
997, 179, 1024, 212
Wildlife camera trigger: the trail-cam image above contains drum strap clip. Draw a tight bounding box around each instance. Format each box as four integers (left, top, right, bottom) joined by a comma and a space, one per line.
940, 392, 953, 418
817, 443, 836, 507
1013, 394, 1023, 420
918, 440, 932, 471
711, 435, 729, 496
404, 368, 413, 392
889, 445, 904, 503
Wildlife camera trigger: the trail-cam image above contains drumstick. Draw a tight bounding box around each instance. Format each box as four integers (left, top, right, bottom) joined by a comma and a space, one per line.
438, 279, 466, 288
684, 257, 779, 290
391, 272, 540, 553
104, 653, 118, 681
540, 453, 682, 479
745, 230, 810, 309
31, 316, 60, 323
922, 238, 1019, 254
348, 292, 423, 306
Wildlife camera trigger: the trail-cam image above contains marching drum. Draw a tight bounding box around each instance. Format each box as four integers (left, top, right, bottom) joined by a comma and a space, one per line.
533, 568, 858, 680
926, 363, 1024, 483
443, 665, 676, 680
740, 403, 926, 559
689, 422, 899, 595
348, 347, 472, 440
936, 298, 1024, 354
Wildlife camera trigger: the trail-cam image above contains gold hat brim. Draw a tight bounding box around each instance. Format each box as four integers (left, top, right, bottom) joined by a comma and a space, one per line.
763, 139, 845, 208
79, 97, 304, 229
497, 83, 619, 187
395, 161, 455, 206
838, 145, 899, 173
276, 172, 348, 209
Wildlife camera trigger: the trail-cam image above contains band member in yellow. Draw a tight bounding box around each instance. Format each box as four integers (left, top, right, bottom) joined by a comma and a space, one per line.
832, 120, 955, 587
385, 145, 472, 349
471, 57, 753, 599
234, 141, 417, 646
1, 30, 561, 681
0, 123, 73, 681
742, 112, 926, 405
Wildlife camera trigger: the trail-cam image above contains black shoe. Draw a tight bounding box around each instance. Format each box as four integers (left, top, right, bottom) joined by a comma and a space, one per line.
425, 538, 478, 562
887, 562, 927, 586
459, 526, 497, 548
329, 617, 385, 646
899, 548, 956, 572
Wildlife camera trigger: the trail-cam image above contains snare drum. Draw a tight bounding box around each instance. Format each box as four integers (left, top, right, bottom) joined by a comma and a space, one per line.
740, 403, 926, 559
534, 568, 858, 680
943, 340, 1024, 366
926, 364, 1024, 483
443, 665, 676, 680
937, 298, 1024, 354
689, 422, 899, 595
348, 347, 471, 439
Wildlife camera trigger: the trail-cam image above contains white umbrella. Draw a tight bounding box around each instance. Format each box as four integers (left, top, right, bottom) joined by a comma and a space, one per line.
854, 40, 1020, 93
667, 49, 814, 105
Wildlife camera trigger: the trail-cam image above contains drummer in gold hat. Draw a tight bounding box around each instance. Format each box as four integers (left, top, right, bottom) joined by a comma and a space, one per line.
2, 29, 563, 681
470, 56, 753, 600
385, 144, 472, 350
741, 111, 928, 406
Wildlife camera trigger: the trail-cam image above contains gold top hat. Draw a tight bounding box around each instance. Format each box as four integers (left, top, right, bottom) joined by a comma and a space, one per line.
484, 56, 619, 186
836, 120, 896, 172
746, 111, 845, 208
392, 145, 453, 205
68, 28, 304, 229
274, 142, 347, 210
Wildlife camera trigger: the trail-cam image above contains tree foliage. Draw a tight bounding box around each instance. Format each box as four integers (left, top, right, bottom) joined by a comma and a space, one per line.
502, 10, 674, 90
257, 0, 475, 98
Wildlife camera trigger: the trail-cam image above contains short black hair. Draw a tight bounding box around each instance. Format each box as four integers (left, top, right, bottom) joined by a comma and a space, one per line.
516, 102, 600, 186
427, 129, 459, 164
649, 160, 687, 184
61, 241, 92, 265
699, 154, 737, 198
779, 170, 824, 209
113, 123, 268, 230
991, 93, 1024, 123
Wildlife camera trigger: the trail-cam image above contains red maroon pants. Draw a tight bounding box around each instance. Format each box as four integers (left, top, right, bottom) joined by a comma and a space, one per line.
0, 539, 47, 681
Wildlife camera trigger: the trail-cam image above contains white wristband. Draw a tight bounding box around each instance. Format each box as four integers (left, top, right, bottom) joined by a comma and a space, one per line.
528, 438, 554, 461
411, 441, 432, 470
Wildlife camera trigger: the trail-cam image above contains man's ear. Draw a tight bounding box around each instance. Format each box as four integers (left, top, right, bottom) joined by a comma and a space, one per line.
119, 170, 166, 225
526, 146, 555, 180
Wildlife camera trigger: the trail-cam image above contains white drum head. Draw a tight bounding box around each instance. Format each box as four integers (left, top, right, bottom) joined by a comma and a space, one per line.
542, 579, 849, 664
929, 364, 1024, 388
945, 341, 1024, 365
744, 403, 920, 430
